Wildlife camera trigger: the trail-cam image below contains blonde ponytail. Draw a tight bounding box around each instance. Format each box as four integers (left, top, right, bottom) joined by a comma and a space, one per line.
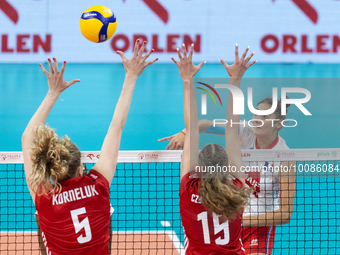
29, 125, 81, 195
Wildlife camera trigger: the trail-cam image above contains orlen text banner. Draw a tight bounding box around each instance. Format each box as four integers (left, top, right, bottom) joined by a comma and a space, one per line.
0, 0, 339, 63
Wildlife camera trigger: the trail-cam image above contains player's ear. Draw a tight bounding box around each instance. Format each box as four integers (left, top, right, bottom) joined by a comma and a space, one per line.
275, 120, 283, 130
76, 166, 83, 177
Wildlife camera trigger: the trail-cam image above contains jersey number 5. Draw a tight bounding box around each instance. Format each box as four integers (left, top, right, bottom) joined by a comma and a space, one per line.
197, 211, 230, 245
71, 207, 92, 244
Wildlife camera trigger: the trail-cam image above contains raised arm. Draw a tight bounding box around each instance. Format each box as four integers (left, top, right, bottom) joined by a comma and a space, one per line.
221, 44, 256, 182
170, 44, 205, 180
21, 59, 80, 203
92, 40, 157, 184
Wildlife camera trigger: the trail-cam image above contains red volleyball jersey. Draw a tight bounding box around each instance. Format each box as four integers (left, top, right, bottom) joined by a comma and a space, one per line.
35, 170, 110, 255
180, 172, 245, 255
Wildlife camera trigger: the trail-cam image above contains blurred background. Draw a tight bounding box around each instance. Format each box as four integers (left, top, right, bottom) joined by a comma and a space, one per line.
1, 1, 340, 255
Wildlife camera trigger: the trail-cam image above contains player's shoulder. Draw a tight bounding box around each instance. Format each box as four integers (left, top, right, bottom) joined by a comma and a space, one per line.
180, 172, 200, 196
86, 169, 110, 186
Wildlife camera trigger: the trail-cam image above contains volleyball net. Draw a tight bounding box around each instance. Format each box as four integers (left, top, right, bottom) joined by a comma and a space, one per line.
0, 149, 339, 255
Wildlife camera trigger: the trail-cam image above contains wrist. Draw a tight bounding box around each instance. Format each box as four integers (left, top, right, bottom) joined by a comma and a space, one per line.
48, 91, 63, 101
182, 78, 191, 83
125, 73, 138, 82
229, 78, 241, 87
180, 130, 186, 136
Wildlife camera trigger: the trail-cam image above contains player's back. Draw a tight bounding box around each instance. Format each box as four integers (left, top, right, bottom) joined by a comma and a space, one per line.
180, 172, 245, 255
35, 169, 110, 255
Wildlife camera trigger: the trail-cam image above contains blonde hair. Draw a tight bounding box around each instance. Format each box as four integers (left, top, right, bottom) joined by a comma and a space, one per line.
198, 144, 251, 221
29, 125, 81, 195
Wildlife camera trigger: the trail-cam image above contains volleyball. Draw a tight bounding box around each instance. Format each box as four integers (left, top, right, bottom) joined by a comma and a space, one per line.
80, 5, 117, 43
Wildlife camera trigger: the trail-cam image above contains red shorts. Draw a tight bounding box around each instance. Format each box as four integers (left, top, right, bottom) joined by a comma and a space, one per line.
242, 226, 276, 255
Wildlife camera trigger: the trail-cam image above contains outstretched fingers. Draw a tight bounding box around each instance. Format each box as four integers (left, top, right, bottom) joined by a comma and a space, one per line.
39, 63, 49, 76
176, 47, 183, 60
139, 41, 147, 55
182, 43, 187, 58
170, 56, 179, 66
60, 61, 67, 76
47, 58, 54, 74
53, 57, 58, 73
245, 51, 255, 63
234, 44, 239, 61
116, 50, 128, 63
196, 61, 206, 72
219, 58, 228, 69
241, 46, 250, 60
66, 79, 81, 87
145, 57, 158, 67
188, 43, 194, 59
247, 60, 257, 68
143, 48, 154, 61
133, 39, 140, 56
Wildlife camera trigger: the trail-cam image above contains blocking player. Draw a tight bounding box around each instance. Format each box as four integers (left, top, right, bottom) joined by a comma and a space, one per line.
21, 40, 157, 254
174, 43, 254, 254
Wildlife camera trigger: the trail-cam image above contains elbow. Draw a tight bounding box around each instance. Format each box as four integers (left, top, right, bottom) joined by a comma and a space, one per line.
282, 211, 293, 225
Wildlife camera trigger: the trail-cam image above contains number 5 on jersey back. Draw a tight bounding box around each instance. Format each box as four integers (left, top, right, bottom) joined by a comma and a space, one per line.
71, 207, 92, 244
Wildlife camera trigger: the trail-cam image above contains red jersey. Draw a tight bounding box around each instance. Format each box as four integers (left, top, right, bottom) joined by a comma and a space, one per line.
35, 170, 110, 255
180, 172, 245, 255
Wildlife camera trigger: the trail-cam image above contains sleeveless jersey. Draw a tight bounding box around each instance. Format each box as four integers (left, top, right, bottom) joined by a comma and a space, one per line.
180, 172, 245, 255
35, 170, 110, 255
239, 122, 289, 217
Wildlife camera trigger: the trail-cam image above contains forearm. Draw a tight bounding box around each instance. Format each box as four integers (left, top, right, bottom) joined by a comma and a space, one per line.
243, 209, 293, 227
109, 75, 137, 131
226, 80, 241, 134
22, 92, 58, 142
183, 79, 198, 132
99, 75, 136, 159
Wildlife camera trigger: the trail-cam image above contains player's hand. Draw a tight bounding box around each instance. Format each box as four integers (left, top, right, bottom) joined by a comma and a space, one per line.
171, 43, 205, 81
116, 40, 158, 79
158, 131, 185, 150
39, 58, 80, 96
219, 44, 256, 81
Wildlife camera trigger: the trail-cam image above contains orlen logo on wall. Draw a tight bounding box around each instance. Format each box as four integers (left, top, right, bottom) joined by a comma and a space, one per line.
260, 0, 340, 54
110, 0, 201, 54
0, 0, 51, 54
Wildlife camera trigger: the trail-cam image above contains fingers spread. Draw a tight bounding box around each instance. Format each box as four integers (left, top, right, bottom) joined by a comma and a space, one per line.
47, 58, 54, 74
241, 46, 250, 60
196, 61, 206, 71
39, 63, 49, 76
67, 79, 81, 87
245, 51, 255, 63
145, 58, 158, 67
139, 41, 147, 56
189, 43, 194, 59
116, 51, 127, 62
219, 59, 228, 69
247, 60, 257, 68
170, 56, 178, 65
182, 43, 187, 58
235, 43, 239, 60
53, 57, 58, 73
133, 39, 140, 56
143, 48, 154, 61
176, 47, 183, 60
60, 61, 66, 76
